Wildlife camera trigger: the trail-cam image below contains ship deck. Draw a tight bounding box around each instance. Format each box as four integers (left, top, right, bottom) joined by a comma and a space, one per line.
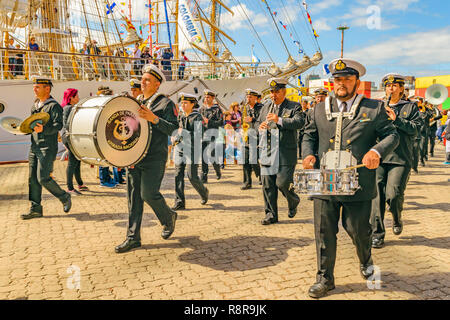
0, 144, 449, 300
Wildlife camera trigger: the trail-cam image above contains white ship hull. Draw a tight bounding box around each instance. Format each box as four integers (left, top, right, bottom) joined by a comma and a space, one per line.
0, 75, 271, 162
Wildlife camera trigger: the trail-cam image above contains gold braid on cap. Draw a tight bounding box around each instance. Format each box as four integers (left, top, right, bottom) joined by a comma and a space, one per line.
149, 69, 163, 82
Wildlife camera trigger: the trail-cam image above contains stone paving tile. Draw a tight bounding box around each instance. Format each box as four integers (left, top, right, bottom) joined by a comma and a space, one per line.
0, 145, 448, 300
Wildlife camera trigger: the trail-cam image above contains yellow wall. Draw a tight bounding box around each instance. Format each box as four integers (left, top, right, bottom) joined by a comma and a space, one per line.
415, 75, 450, 89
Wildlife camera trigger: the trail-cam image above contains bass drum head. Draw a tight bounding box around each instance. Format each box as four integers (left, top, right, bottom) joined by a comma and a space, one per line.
96, 95, 151, 167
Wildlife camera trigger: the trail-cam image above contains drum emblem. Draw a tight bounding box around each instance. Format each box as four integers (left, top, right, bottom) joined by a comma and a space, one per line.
106, 110, 140, 151
114, 117, 133, 144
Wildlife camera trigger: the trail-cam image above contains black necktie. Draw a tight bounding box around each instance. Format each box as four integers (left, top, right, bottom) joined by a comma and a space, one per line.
341, 101, 347, 113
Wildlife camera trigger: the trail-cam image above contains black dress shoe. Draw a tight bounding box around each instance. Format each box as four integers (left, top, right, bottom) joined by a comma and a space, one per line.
201, 189, 209, 205
115, 239, 141, 253
161, 212, 177, 239
201, 176, 208, 183
62, 193, 72, 213
393, 222, 403, 235
360, 264, 375, 280
308, 282, 335, 299
21, 211, 43, 220
288, 207, 297, 218
372, 238, 385, 249
240, 185, 251, 190
261, 217, 278, 225
216, 172, 221, 180
172, 203, 185, 210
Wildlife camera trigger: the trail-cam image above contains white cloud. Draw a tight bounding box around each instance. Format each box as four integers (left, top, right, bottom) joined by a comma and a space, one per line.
220, 4, 269, 31
346, 27, 450, 67
308, 0, 340, 14
313, 18, 332, 31
338, 0, 418, 30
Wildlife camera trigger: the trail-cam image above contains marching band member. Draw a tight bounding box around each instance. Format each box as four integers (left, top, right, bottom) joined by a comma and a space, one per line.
314, 88, 328, 105
257, 78, 304, 225
172, 93, 209, 210
428, 104, 442, 157
21, 77, 72, 220
115, 64, 178, 253
371, 74, 421, 249
418, 99, 433, 166
241, 88, 263, 190
200, 89, 223, 183
129, 78, 143, 98
302, 59, 399, 298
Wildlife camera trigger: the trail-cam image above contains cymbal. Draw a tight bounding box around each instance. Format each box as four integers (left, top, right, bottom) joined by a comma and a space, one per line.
0, 116, 27, 135
19, 112, 50, 134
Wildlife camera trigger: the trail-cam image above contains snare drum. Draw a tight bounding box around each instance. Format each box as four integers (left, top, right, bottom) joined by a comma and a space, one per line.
293, 169, 359, 195
67, 93, 151, 167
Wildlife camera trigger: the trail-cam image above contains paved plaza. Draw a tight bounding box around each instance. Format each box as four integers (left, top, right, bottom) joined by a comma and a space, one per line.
0, 145, 449, 300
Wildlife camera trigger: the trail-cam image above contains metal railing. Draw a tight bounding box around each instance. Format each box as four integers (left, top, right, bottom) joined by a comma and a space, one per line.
0, 47, 272, 82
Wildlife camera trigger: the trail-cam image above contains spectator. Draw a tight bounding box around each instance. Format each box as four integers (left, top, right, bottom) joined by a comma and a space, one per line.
178, 50, 189, 80
89, 40, 101, 55
28, 37, 39, 51
444, 112, 450, 165
61, 88, 89, 194
152, 52, 159, 67
141, 47, 151, 65
161, 48, 173, 81
229, 102, 242, 130
15, 44, 24, 76
7, 38, 16, 76
132, 42, 142, 75
80, 43, 89, 55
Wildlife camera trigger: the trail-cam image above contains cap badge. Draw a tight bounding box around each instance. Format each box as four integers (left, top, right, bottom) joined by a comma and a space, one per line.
335, 60, 346, 71
270, 80, 277, 87
388, 75, 395, 83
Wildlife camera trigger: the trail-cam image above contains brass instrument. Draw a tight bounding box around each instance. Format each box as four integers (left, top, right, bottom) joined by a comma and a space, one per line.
242, 103, 250, 142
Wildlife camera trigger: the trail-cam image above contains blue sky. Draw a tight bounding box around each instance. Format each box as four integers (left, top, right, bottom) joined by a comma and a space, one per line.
130, 0, 450, 84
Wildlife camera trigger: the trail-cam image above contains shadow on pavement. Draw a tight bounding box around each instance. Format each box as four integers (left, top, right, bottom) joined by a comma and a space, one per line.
384, 235, 450, 250
329, 272, 449, 300
404, 201, 450, 212
140, 235, 313, 272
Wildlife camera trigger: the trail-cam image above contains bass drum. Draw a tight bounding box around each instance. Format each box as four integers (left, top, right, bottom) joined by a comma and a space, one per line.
68, 93, 151, 167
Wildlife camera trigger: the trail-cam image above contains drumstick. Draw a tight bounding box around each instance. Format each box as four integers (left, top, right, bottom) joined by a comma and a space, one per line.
343, 164, 366, 171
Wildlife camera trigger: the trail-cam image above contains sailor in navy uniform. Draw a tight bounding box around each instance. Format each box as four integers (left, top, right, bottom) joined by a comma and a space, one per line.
371, 74, 421, 249
241, 88, 263, 189
172, 93, 209, 210
115, 64, 179, 253
302, 59, 399, 298
200, 89, 223, 183
130, 78, 143, 99
21, 77, 72, 219
256, 78, 305, 225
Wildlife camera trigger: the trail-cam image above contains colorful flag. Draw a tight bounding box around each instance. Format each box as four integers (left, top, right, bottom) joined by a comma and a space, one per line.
298, 75, 305, 87
323, 64, 330, 76
106, 2, 116, 15
251, 52, 260, 67
324, 81, 334, 91
122, 14, 136, 30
